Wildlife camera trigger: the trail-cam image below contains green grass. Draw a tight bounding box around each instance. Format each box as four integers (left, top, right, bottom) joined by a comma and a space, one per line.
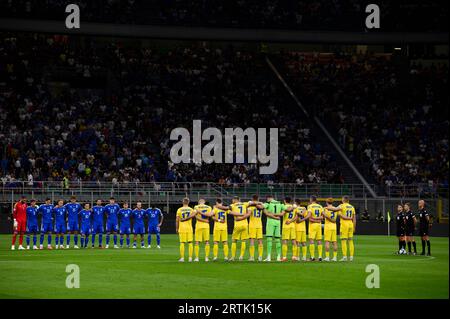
0, 234, 448, 299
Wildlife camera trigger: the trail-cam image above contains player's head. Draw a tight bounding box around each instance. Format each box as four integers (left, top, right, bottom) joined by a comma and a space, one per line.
215, 198, 223, 205
284, 197, 291, 204
45, 197, 51, 204
198, 198, 206, 205
20, 195, 27, 203
109, 197, 115, 204
251, 194, 259, 201
123, 202, 129, 209
295, 199, 301, 206
96, 199, 102, 206
397, 204, 403, 213
309, 195, 317, 203
342, 196, 350, 203
404, 203, 410, 211
70, 195, 76, 203
57, 199, 64, 206
182, 197, 190, 206
267, 195, 274, 202
418, 200, 425, 209
326, 197, 334, 205
30, 199, 36, 206
84, 203, 90, 209
136, 201, 142, 209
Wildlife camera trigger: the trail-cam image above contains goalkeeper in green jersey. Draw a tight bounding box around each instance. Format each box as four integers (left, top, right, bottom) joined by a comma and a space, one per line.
263, 196, 293, 262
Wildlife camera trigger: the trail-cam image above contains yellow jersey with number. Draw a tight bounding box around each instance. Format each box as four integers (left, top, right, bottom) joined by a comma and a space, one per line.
294, 206, 307, 231
307, 203, 324, 223
230, 202, 248, 227
339, 203, 355, 225
248, 204, 263, 229
194, 204, 212, 230
282, 204, 296, 228
213, 207, 228, 231
324, 208, 338, 230
176, 206, 194, 233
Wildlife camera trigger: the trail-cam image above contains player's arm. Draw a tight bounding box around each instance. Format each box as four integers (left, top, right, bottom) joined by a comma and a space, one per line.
158, 211, 164, 227
12, 203, 18, 230
175, 215, 180, 233
180, 210, 197, 221
352, 209, 357, 231
263, 209, 280, 220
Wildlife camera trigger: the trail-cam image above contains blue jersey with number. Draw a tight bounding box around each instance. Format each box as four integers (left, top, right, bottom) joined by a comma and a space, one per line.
146, 208, 162, 225
119, 208, 132, 227
92, 205, 105, 225
65, 202, 82, 221
132, 209, 146, 226
80, 209, 92, 228
26, 206, 39, 226
53, 206, 66, 224
38, 204, 54, 223
105, 203, 120, 223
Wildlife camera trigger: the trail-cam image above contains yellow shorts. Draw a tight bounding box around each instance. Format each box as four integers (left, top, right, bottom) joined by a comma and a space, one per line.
324, 228, 337, 242
213, 229, 228, 242
309, 223, 322, 240
195, 228, 210, 242
282, 227, 296, 240
340, 222, 354, 239
179, 231, 193, 243
249, 227, 263, 239
296, 230, 306, 243
232, 224, 249, 240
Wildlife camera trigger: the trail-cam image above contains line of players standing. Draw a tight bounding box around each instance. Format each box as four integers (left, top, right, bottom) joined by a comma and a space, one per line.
395, 200, 431, 256
10, 196, 164, 250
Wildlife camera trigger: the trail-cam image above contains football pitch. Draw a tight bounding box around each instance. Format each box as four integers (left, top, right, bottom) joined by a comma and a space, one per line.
0, 234, 448, 299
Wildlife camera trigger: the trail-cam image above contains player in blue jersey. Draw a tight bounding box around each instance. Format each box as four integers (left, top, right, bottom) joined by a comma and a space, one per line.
26, 199, 39, 250
104, 197, 120, 248
38, 198, 54, 250
132, 202, 146, 248
118, 202, 132, 248
79, 203, 92, 248
91, 199, 105, 248
53, 199, 67, 249
146, 206, 164, 248
65, 196, 82, 249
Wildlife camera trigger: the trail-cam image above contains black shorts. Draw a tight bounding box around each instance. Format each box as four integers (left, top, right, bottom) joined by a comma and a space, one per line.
396, 229, 405, 237
405, 227, 415, 236
418, 228, 429, 236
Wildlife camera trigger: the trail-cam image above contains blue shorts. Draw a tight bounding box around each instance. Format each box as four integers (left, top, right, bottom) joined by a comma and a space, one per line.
92, 223, 104, 234
120, 225, 131, 235
133, 224, 145, 234
27, 223, 39, 233
80, 225, 91, 235
41, 222, 53, 233
106, 221, 119, 233
67, 220, 79, 232
148, 224, 160, 234
55, 223, 67, 234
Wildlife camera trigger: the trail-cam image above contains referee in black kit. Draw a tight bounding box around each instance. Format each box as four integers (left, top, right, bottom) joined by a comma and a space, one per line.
418, 200, 431, 256
404, 203, 417, 255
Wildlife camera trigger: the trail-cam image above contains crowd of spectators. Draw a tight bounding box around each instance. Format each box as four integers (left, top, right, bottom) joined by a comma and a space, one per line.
1, 0, 447, 32
282, 51, 449, 189
0, 33, 341, 186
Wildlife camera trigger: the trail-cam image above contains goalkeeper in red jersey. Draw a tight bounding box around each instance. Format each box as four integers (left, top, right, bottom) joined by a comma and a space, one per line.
11, 196, 28, 250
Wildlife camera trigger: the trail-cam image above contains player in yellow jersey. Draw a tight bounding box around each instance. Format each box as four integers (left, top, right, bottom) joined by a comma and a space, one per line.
326, 196, 356, 261
307, 195, 324, 261
193, 198, 213, 262
323, 198, 338, 262
211, 199, 231, 261
247, 195, 265, 262
293, 199, 308, 261
228, 197, 249, 261
176, 197, 197, 262
280, 197, 297, 262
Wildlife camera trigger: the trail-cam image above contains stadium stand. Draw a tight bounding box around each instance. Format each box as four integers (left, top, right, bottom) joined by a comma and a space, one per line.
1, 0, 448, 32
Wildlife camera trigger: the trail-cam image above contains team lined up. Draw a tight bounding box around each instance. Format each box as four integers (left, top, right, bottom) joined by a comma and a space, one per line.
175, 195, 356, 262
11, 196, 164, 250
